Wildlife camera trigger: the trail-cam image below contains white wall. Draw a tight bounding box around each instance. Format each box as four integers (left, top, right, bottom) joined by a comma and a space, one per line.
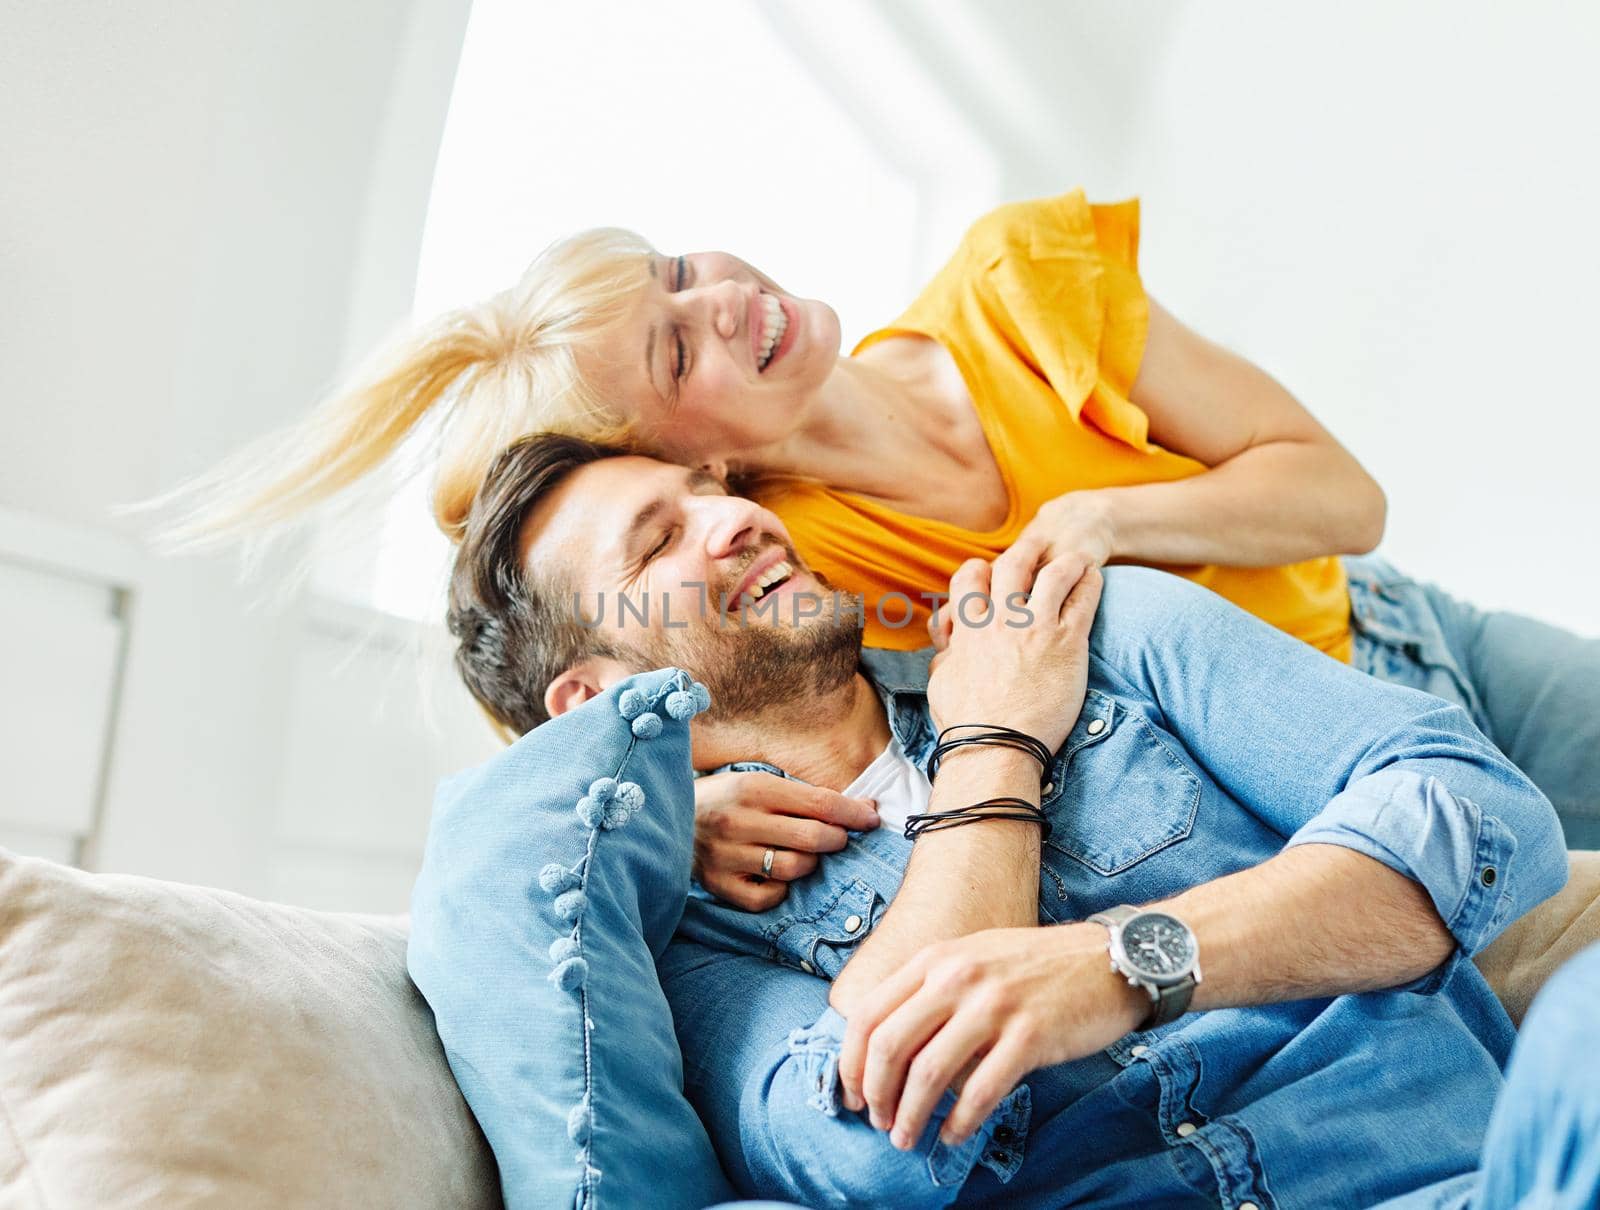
0, 0, 477, 903
920, 0, 1600, 633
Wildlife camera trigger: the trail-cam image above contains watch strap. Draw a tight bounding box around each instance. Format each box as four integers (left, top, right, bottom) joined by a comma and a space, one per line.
1143, 974, 1196, 1028
1087, 904, 1139, 929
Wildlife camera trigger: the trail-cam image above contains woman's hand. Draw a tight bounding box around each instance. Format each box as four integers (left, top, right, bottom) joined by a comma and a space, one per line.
692, 771, 880, 911
1005, 489, 1116, 587
837, 923, 1147, 1149
928, 495, 1108, 659
926, 549, 1104, 756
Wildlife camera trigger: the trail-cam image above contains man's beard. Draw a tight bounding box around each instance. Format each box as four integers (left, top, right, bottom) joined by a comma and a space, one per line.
621, 582, 865, 721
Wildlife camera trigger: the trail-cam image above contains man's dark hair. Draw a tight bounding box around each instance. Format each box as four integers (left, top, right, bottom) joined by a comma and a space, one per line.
448, 432, 632, 735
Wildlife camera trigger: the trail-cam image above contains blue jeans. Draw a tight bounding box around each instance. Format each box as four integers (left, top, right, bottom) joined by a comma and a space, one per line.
703, 949, 1600, 1210
1346, 556, 1600, 849
1377, 942, 1600, 1209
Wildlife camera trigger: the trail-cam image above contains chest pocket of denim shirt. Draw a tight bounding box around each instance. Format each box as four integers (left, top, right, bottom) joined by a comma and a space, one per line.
770, 878, 884, 980
1041, 690, 1200, 876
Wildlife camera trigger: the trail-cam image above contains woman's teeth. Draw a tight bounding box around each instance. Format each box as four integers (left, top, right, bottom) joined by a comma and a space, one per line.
743, 559, 793, 601
757, 294, 788, 371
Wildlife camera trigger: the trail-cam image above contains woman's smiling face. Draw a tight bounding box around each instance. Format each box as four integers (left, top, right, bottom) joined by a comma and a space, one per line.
583, 250, 842, 464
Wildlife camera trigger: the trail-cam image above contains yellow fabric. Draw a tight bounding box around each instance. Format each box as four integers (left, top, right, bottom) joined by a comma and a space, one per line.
755, 189, 1354, 658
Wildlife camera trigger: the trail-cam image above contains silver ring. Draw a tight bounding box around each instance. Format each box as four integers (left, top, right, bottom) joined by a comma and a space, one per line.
761, 847, 776, 877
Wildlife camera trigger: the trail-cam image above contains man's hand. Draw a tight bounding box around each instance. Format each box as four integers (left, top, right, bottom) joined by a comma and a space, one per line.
693, 771, 880, 911
837, 922, 1145, 1150
927, 554, 1103, 754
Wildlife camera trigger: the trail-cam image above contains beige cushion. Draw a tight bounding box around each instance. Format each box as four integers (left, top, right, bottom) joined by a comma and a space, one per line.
1476, 849, 1600, 1026
0, 849, 498, 1210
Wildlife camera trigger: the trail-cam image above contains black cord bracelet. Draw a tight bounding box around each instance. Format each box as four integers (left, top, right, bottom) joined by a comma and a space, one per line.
904, 795, 1052, 844
928, 724, 1054, 785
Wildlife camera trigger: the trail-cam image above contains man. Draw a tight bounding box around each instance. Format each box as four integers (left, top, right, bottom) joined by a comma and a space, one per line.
435, 432, 1592, 1208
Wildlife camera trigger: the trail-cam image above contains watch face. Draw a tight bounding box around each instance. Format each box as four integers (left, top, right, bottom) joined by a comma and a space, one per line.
1121, 912, 1196, 981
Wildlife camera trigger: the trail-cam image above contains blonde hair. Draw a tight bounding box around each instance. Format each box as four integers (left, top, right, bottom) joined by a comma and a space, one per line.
150, 227, 657, 550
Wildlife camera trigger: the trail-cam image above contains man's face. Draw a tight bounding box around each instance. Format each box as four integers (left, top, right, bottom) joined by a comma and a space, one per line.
521, 456, 863, 718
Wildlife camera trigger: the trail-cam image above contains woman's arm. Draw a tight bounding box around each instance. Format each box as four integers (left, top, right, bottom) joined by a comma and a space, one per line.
1023, 297, 1387, 572
1119, 297, 1386, 564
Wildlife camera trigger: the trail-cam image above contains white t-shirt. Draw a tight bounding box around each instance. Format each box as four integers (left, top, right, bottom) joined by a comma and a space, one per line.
841, 732, 933, 835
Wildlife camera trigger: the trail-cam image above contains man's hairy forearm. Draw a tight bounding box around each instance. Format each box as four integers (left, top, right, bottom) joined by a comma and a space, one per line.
1158, 843, 1455, 1009
823, 818, 1460, 1156
832, 789, 1455, 1025
829, 749, 1040, 1017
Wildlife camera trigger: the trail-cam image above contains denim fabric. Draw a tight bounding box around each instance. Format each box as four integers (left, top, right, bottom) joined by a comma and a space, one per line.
409, 667, 734, 1210
1373, 943, 1600, 1210
662, 566, 1569, 1209
1346, 554, 1600, 849
1474, 942, 1600, 1207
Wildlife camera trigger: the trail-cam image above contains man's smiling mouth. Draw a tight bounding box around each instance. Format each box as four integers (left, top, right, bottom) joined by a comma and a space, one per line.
742, 559, 793, 603
727, 553, 796, 611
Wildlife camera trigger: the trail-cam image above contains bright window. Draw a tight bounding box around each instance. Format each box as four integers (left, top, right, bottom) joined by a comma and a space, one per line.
369, 0, 998, 621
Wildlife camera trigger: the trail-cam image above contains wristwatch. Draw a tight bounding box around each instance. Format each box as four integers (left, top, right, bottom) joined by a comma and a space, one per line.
1087, 905, 1202, 1030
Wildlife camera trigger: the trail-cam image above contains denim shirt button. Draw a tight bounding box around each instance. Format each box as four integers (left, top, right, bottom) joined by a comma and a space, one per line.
1481, 866, 1498, 886
1086, 718, 1106, 735
843, 914, 863, 934
1175, 1122, 1197, 1138
800, 960, 815, 974
994, 1126, 1015, 1143
1129, 1045, 1149, 1058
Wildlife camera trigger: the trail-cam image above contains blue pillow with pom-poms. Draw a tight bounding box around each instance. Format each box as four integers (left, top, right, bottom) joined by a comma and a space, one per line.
408, 666, 732, 1210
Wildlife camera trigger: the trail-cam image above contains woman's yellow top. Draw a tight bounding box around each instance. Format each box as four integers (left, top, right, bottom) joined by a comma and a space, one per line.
754, 189, 1354, 659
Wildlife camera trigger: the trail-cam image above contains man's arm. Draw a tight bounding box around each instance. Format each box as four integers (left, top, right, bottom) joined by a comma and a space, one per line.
674, 744, 1060, 1206
1088, 566, 1567, 961
827, 747, 1043, 1018
1167, 843, 1453, 1009
837, 567, 1569, 1147
829, 558, 1104, 1019
840, 841, 1456, 1149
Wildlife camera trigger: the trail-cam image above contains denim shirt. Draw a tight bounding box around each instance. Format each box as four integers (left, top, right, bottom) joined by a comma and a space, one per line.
659, 566, 1568, 1210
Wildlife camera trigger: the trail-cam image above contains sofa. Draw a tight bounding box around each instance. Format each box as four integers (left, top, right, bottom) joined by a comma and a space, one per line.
2, 845, 1597, 1209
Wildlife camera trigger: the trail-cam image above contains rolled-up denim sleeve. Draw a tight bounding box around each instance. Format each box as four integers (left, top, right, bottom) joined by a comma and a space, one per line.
662, 943, 1030, 1208
1288, 764, 1524, 958
1090, 567, 1569, 965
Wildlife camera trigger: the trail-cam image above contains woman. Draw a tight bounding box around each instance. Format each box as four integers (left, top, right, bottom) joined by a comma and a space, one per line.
172, 189, 1599, 902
